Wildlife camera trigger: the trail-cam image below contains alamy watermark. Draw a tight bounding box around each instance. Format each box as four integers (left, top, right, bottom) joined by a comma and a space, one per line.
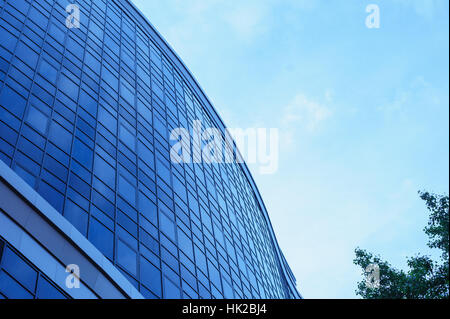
366, 4, 380, 29
66, 4, 81, 29
170, 120, 279, 175
65, 264, 81, 289
365, 263, 381, 289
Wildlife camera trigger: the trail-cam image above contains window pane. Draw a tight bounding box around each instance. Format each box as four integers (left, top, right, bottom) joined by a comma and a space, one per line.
36, 276, 66, 299
94, 154, 116, 189
38, 60, 58, 84
117, 240, 137, 276
0, 271, 34, 299
26, 105, 49, 134
88, 218, 114, 260
118, 175, 136, 205
64, 200, 88, 236
140, 257, 161, 296
73, 138, 93, 169
119, 124, 136, 151
159, 212, 175, 242
48, 121, 72, 153
138, 192, 157, 225
163, 277, 180, 299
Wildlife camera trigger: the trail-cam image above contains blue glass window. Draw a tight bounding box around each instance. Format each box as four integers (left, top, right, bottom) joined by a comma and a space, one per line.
16, 41, 38, 69
159, 212, 175, 241
88, 218, 114, 260
38, 181, 64, 213
72, 138, 93, 169
64, 200, 88, 236
156, 158, 170, 183
138, 140, 154, 168
119, 124, 136, 151
13, 164, 36, 188
36, 277, 66, 299
118, 175, 136, 205
139, 192, 157, 225
194, 246, 207, 274
79, 90, 98, 118
1, 247, 37, 292
101, 65, 118, 91
0, 85, 27, 118
94, 154, 116, 189
208, 260, 222, 291
0, 26, 17, 52
48, 23, 65, 44
0, 271, 33, 299
58, 73, 79, 101
98, 106, 117, 134
26, 105, 49, 134
0, 239, 69, 300
163, 277, 180, 299
177, 228, 193, 258
38, 59, 58, 84
140, 257, 161, 296
48, 121, 72, 153
137, 99, 151, 122
117, 240, 137, 276
120, 80, 135, 105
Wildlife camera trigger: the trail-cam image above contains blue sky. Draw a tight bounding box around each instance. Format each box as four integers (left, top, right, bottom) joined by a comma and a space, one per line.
132, 0, 449, 298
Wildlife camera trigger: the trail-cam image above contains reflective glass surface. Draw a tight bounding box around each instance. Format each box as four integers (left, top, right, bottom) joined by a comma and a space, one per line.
0, 236, 69, 299
0, 0, 298, 299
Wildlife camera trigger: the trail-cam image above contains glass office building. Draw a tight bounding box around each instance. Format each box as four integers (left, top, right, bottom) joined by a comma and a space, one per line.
0, 0, 300, 299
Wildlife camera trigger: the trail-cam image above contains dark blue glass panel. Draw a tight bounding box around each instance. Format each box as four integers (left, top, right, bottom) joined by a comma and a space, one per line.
140, 256, 161, 296
139, 192, 157, 225
79, 89, 98, 118
0, 271, 33, 299
0, 26, 17, 52
177, 228, 193, 259
39, 59, 58, 84
13, 164, 36, 188
88, 218, 114, 260
36, 276, 66, 299
119, 124, 136, 151
73, 138, 93, 169
118, 175, 136, 206
15, 41, 39, 69
48, 121, 72, 153
58, 73, 79, 101
64, 200, 88, 236
163, 277, 180, 299
94, 154, 116, 189
159, 212, 175, 242
117, 240, 137, 276
0, 85, 26, 118
26, 105, 49, 134
38, 181, 64, 213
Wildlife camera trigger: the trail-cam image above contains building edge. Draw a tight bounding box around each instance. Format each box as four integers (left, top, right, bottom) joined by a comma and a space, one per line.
0, 159, 144, 299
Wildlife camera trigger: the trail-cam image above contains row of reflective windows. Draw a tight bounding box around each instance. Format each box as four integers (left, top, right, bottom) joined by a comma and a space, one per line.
0, 0, 293, 299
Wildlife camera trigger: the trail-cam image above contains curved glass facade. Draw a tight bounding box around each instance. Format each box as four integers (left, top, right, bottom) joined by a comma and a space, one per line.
0, 0, 300, 299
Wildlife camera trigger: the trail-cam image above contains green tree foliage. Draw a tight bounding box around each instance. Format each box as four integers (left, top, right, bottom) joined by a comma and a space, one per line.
354, 191, 449, 299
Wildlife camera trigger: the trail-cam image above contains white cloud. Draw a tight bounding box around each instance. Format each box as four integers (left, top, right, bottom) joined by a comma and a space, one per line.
223, 3, 270, 39
282, 93, 332, 132
377, 76, 441, 117
393, 0, 440, 19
